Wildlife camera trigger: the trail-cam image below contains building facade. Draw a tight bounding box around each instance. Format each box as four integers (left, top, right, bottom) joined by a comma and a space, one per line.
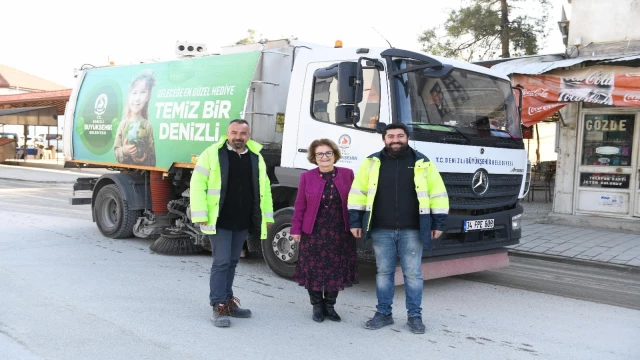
492, 0, 640, 229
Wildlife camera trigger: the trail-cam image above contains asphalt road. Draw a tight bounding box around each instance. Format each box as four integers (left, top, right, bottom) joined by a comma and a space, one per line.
1, 167, 639, 359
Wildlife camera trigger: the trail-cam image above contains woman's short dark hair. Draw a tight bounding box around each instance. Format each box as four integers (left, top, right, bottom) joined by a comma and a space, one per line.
307, 138, 342, 165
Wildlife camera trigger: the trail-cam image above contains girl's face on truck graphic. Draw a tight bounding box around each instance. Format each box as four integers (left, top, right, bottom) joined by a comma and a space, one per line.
128, 79, 151, 116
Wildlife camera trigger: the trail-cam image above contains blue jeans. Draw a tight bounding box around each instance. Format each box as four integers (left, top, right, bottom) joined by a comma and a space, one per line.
370, 229, 423, 318
209, 228, 248, 305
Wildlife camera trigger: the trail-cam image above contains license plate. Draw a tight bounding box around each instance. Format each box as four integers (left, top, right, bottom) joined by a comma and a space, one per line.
464, 219, 495, 232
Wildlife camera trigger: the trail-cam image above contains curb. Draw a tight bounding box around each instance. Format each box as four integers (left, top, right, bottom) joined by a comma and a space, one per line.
1, 161, 65, 170
508, 250, 640, 274
0, 177, 76, 184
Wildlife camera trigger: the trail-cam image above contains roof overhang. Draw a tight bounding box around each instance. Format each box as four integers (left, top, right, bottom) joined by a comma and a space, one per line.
0, 89, 71, 116
0, 106, 58, 126
490, 53, 640, 77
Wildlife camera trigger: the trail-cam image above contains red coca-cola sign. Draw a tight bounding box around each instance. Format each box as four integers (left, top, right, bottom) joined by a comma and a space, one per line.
510, 65, 640, 126
623, 93, 640, 103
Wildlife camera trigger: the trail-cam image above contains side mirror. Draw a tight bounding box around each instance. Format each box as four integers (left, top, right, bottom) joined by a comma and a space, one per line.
376, 122, 387, 134
312, 62, 363, 104
337, 62, 363, 104
335, 105, 360, 124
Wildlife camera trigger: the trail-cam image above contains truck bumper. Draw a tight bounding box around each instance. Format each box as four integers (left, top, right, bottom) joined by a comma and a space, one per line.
430, 204, 523, 257
393, 248, 509, 285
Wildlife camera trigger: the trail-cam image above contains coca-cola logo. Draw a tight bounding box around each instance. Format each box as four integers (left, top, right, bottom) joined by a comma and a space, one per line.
562, 70, 614, 87
528, 105, 556, 116
623, 93, 640, 103
585, 71, 614, 86
522, 88, 550, 98
559, 91, 613, 105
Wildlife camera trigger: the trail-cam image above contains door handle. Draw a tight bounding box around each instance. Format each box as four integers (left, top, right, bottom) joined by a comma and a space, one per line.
298, 148, 308, 153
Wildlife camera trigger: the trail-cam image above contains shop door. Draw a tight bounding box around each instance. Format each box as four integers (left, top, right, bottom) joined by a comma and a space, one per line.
575, 113, 637, 217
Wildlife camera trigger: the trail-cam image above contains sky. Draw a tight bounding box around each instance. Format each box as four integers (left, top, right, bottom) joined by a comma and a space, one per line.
2, 0, 567, 89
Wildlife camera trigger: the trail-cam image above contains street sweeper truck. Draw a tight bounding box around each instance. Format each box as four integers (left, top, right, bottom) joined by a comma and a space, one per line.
65, 39, 530, 280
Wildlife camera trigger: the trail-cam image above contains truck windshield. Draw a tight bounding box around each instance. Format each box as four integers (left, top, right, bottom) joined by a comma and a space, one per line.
390, 58, 522, 144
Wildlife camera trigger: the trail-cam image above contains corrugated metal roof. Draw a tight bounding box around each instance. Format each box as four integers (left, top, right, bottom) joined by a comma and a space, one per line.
600, 54, 640, 63
491, 53, 640, 76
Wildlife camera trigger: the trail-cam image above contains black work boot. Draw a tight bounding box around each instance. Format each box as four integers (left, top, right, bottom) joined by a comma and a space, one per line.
323, 291, 341, 322
365, 312, 394, 330
308, 290, 325, 323
212, 303, 231, 328
407, 316, 426, 334
227, 296, 252, 318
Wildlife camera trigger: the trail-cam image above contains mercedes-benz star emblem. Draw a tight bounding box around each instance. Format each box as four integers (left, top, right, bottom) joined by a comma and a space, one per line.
471, 170, 489, 196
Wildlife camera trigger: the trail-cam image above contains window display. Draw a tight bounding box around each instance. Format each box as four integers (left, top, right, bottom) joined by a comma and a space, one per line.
581, 114, 635, 166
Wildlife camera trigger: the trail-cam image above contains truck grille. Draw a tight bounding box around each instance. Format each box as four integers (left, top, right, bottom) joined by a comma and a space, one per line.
440, 173, 522, 210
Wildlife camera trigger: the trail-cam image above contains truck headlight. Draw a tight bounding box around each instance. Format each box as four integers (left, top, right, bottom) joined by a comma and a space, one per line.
512, 214, 522, 230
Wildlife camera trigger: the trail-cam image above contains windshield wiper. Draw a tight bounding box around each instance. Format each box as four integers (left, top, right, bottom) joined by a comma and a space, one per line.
407, 123, 471, 144
488, 128, 522, 146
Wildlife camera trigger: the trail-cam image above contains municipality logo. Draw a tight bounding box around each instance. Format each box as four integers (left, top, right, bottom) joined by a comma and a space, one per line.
94, 94, 108, 115
338, 134, 351, 149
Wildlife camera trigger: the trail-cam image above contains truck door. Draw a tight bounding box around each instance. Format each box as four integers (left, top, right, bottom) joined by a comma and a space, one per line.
293, 60, 390, 173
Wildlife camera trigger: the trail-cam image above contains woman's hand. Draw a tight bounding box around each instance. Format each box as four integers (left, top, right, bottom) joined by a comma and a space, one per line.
291, 234, 301, 242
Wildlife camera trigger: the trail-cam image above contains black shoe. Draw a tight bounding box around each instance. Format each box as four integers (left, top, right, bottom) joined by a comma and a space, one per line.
323, 291, 341, 322
365, 312, 394, 330
212, 303, 231, 327
227, 296, 252, 318
407, 317, 425, 334
308, 290, 324, 323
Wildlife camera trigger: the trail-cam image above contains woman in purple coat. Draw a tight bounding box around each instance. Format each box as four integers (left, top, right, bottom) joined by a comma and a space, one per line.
291, 139, 359, 323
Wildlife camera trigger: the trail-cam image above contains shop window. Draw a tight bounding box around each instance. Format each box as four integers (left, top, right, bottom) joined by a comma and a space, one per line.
311, 68, 381, 130
582, 114, 635, 166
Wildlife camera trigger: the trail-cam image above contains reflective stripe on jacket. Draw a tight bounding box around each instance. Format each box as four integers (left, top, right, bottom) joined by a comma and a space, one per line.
189, 136, 274, 238
347, 148, 449, 248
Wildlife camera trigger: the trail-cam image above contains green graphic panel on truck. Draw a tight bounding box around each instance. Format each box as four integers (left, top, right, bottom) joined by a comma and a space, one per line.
72, 52, 261, 169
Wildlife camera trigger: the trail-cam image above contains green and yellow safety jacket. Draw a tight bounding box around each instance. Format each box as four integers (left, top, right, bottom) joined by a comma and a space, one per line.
348, 148, 449, 248
190, 136, 274, 239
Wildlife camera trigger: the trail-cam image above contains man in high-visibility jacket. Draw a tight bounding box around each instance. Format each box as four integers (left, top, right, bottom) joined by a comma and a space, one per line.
348, 123, 449, 334
190, 119, 274, 328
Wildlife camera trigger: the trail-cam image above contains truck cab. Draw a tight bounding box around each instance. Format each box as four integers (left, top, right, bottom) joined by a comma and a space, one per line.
262, 44, 528, 279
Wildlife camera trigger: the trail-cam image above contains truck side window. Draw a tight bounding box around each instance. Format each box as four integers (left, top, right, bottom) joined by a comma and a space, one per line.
311, 68, 381, 130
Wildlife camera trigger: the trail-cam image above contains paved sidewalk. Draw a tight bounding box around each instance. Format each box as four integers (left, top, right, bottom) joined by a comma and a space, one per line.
514, 199, 640, 270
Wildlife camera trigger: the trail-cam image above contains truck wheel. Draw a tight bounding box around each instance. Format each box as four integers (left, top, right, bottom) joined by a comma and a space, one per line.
94, 184, 142, 239
262, 208, 298, 279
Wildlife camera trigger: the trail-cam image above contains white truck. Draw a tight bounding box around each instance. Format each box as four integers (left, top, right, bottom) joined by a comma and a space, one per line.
66, 39, 530, 280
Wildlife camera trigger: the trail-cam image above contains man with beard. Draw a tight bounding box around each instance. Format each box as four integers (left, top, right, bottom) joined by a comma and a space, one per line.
348, 123, 449, 334
190, 119, 274, 327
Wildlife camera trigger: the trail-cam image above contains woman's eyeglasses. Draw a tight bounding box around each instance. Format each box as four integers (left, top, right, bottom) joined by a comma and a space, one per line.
315, 151, 334, 158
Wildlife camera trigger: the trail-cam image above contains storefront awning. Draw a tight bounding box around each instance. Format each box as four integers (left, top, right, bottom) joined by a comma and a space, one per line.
500, 64, 640, 127
490, 49, 640, 127
0, 106, 58, 126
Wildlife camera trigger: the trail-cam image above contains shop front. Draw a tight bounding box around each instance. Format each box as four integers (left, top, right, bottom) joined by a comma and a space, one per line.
576, 110, 639, 218
499, 62, 640, 224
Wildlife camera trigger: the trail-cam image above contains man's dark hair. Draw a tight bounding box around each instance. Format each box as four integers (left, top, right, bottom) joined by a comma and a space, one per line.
382, 123, 410, 139
229, 119, 250, 128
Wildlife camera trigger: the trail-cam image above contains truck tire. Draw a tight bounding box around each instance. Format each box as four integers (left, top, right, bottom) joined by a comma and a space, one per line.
94, 184, 142, 239
262, 208, 297, 279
